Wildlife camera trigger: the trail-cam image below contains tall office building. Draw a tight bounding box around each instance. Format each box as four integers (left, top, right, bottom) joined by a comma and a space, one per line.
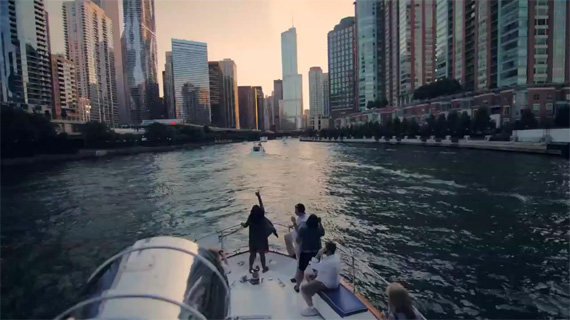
253, 86, 265, 130
273, 79, 283, 130
1, 0, 53, 113
356, 0, 385, 110
436, 0, 453, 80
208, 61, 224, 127
281, 27, 303, 130
323, 73, 330, 115
264, 95, 274, 131
238, 86, 262, 130
475, 0, 498, 90
328, 17, 358, 119
51, 54, 79, 120
123, 0, 159, 123
93, 0, 127, 124
309, 67, 325, 116
384, 0, 399, 106
398, 0, 436, 105
163, 51, 175, 119
63, 0, 118, 127
220, 59, 239, 128
171, 39, 210, 124
497, 1, 529, 87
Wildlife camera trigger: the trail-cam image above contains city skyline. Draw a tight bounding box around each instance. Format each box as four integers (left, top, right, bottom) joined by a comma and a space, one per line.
44, 0, 355, 114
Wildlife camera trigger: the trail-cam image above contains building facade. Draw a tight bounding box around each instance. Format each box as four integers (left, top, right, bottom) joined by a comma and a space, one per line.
51, 54, 79, 120
123, 0, 160, 123
435, 0, 453, 80
171, 39, 210, 125
398, 0, 436, 106
281, 27, 303, 130
323, 73, 330, 116
309, 67, 325, 117
220, 59, 239, 129
63, 0, 118, 127
356, 0, 385, 110
208, 61, 224, 127
264, 95, 274, 131
328, 17, 358, 119
238, 86, 262, 130
383, 0, 400, 106
273, 79, 283, 130
163, 51, 175, 119
1, 0, 53, 113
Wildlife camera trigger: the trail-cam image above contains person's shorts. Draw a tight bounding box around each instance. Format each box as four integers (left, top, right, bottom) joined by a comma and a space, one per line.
301, 280, 328, 296
298, 251, 317, 271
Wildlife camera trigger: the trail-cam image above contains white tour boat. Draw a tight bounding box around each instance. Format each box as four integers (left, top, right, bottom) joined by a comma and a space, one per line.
55, 222, 425, 320
251, 143, 265, 156
260, 136, 269, 142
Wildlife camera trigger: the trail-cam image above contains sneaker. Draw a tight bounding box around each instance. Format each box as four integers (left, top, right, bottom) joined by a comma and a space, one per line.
290, 278, 297, 283
301, 307, 318, 317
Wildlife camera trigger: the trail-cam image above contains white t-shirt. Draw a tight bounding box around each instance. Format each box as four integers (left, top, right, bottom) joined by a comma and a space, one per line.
293, 213, 309, 241
312, 254, 341, 289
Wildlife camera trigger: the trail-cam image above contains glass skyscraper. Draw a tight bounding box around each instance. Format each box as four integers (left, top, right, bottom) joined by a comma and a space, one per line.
497, 0, 529, 87
1, 0, 53, 113
171, 39, 210, 125
280, 27, 303, 130
123, 0, 159, 124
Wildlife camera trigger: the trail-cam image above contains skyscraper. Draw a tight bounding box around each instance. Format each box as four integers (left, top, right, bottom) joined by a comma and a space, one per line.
220, 59, 239, 128
264, 94, 274, 131
497, 1, 529, 88
171, 39, 210, 124
253, 86, 265, 130
281, 27, 303, 130
123, 0, 159, 123
328, 17, 358, 119
398, 0, 436, 106
93, 0, 127, 124
1, 0, 53, 113
475, 0, 498, 90
163, 51, 175, 119
238, 86, 262, 130
51, 54, 79, 120
323, 73, 330, 116
208, 61, 224, 127
63, 0, 118, 127
384, 0, 399, 106
356, 0, 385, 110
435, 0, 453, 80
309, 67, 325, 116
273, 79, 283, 130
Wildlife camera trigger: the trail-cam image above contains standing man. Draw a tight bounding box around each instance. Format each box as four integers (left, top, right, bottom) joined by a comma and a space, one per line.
285, 204, 308, 279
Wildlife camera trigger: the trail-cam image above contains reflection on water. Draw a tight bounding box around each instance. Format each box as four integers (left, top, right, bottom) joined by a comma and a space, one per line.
1, 140, 569, 319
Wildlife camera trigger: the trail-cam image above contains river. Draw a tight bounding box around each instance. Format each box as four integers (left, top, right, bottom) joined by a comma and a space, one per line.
1, 140, 569, 319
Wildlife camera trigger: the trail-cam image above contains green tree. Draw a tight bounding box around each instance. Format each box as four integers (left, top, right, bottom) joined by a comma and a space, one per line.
435, 114, 447, 138
554, 105, 569, 128
446, 111, 459, 137
401, 118, 409, 136
81, 121, 115, 147
472, 107, 491, 134
426, 114, 436, 136
392, 117, 402, 137
518, 108, 538, 130
408, 118, 420, 137
458, 112, 471, 136
145, 123, 173, 143
413, 78, 462, 100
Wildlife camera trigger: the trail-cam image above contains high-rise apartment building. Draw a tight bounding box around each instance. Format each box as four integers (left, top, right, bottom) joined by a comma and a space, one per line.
497, 1, 529, 87
281, 27, 303, 130
398, 0, 436, 105
208, 61, 225, 127
309, 67, 325, 117
323, 73, 330, 116
435, 0, 453, 80
273, 79, 283, 130
220, 59, 239, 128
123, 0, 159, 123
171, 39, 210, 125
1, 0, 53, 113
63, 0, 118, 127
356, 0, 385, 110
328, 17, 358, 119
384, 0, 399, 106
238, 86, 263, 130
92, 0, 127, 124
264, 95, 274, 131
51, 54, 79, 120
253, 86, 265, 130
163, 51, 175, 119
475, 0, 499, 90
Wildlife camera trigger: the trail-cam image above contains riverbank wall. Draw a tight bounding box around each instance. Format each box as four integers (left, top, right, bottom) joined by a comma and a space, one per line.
300, 137, 568, 157
0, 141, 235, 168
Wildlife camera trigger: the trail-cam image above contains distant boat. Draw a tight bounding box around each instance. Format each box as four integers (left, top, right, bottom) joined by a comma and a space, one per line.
260, 136, 268, 142
251, 143, 265, 156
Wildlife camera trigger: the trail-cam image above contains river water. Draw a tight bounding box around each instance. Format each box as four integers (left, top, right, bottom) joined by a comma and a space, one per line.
1, 140, 569, 319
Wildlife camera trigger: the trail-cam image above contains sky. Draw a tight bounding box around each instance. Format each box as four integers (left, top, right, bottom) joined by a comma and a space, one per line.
46, 0, 355, 111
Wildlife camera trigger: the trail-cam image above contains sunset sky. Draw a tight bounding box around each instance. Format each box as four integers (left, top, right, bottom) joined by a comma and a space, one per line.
46, 0, 355, 110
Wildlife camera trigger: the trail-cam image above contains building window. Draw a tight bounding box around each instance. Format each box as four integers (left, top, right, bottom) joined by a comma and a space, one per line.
533, 94, 540, 101
546, 103, 553, 114
533, 104, 540, 113
547, 94, 552, 101
503, 106, 510, 116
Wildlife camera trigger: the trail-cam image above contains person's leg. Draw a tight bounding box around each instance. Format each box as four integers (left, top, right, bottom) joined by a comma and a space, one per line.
300, 280, 323, 307
294, 252, 309, 291
260, 251, 268, 272
249, 251, 256, 271
284, 232, 295, 257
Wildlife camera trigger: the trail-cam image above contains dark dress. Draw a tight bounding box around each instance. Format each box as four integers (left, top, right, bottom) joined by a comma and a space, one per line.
243, 213, 275, 252
297, 224, 325, 271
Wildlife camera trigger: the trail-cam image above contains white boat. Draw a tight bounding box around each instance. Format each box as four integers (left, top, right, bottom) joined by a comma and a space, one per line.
260, 136, 268, 142
55, 222, 425, 320
251, 143, 265, 156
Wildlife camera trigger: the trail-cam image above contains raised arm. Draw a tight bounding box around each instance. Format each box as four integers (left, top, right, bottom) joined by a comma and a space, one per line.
255, 191, 264, 211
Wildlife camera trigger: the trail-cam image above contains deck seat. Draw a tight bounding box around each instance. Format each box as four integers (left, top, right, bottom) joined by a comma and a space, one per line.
317, 285, 368, 317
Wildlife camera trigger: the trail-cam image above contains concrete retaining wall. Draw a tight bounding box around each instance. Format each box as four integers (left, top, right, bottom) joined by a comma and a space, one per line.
512, 128, 570, 143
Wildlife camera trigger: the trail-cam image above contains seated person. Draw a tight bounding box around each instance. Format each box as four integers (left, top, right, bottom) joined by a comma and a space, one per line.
384, 283, 421, 320
299, 241, 340, 317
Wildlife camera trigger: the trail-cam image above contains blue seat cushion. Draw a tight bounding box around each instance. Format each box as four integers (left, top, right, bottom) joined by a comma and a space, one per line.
318, 285, 369, 317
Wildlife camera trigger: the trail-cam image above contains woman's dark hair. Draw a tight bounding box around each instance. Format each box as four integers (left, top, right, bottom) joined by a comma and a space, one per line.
306, 214, 319, 229
250, 205, 264, 224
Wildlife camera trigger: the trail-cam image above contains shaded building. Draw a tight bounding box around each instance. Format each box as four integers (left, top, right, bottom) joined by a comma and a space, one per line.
328, 17, 358, 120
383, 0, 399, 106
63, 0, 118, 127
238, 86, 256, 129
309, 67, 325, 116
1, 0, 53, 114
273, 79, 283, 130
253, 86, 264, 130
281, 28, 303, 130
264, 94, 274, 131
51, 54, 79, 120
356, 0, 385, 110
171, 39, 210, 125
163, 51, 175, 118
220, 59, 240, 128
123, 0, 160, 123
208, 61, 224, 127
323, 73, 330, 115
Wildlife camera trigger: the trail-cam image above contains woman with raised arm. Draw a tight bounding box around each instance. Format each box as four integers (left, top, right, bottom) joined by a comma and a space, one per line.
242, 191, 277, 273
